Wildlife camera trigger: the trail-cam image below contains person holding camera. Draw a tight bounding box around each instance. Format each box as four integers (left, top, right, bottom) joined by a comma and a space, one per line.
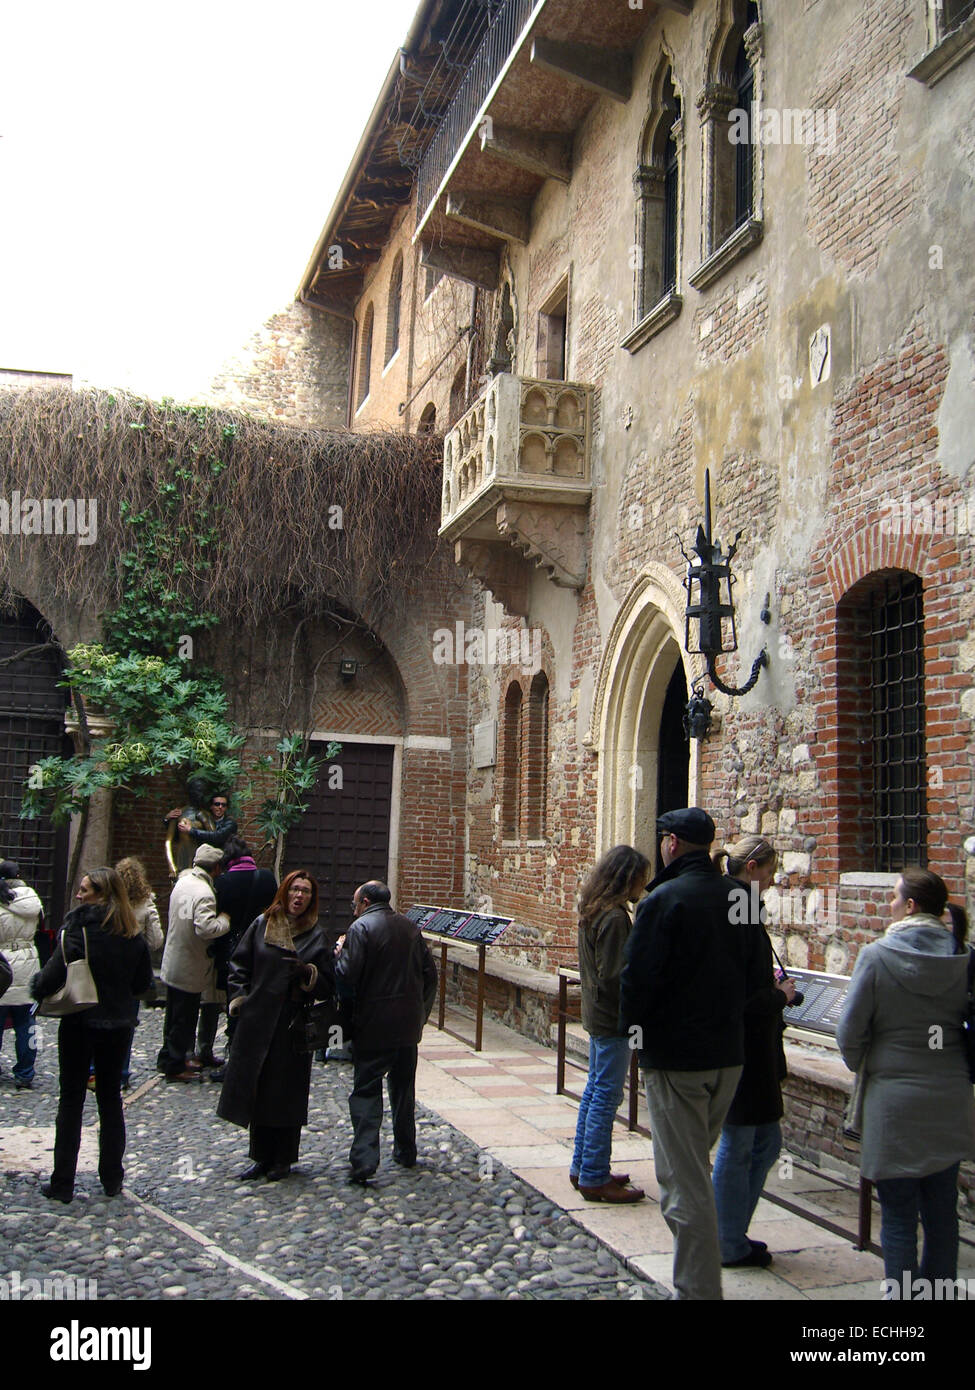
712, 835, 794, 1269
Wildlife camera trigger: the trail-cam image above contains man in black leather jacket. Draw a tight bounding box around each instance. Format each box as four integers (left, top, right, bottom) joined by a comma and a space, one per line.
620, 807, 762, 1300
335, 881, 437, 1183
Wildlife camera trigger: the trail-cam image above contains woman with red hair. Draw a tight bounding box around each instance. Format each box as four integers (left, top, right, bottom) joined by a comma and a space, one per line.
217, 870, 334, 1181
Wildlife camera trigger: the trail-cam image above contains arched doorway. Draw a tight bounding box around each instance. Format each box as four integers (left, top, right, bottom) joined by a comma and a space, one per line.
591, 565, 703, 858
0, 601, 70, 923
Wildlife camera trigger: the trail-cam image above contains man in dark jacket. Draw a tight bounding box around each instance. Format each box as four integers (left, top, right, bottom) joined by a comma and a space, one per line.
335, 881, 437, 1183
620, 807, 760, 1301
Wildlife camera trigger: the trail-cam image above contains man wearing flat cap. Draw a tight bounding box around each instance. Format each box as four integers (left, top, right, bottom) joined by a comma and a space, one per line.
620, 807, 760, 1300
157, 844, 231, 1081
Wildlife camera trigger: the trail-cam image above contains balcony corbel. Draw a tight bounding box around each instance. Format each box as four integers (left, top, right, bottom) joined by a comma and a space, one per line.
445, 193, 532, 245
530, 37, 632, 103
479, 123, 572, 184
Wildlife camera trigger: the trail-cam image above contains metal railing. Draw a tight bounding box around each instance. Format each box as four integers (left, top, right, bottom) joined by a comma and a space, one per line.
417, 0, 540, 225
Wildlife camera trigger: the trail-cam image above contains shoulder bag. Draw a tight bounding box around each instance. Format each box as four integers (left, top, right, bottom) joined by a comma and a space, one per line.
37, 928, 99, 1017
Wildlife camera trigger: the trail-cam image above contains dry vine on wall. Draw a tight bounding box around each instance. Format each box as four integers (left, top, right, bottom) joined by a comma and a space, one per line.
0, 386, 446, 635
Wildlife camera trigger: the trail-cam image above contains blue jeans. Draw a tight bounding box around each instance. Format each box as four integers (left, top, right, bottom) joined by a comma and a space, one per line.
875, 1163, 960, 1290
570, 1034, 630, 1188
712, 1120, 782, 1262
2, 1004, 37, 1084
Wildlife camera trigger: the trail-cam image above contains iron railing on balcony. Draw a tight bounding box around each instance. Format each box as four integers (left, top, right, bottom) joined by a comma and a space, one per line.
417, 0, 540, 226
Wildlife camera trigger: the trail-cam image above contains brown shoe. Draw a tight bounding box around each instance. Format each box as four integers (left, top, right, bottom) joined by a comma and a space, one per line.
578, 1180, 646, 1203
570, 1171, 630, 1190
166, 1069, 203, 1082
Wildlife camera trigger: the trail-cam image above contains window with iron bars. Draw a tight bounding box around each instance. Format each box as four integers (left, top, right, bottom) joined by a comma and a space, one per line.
867, 574, 927, 871
733, 42, 754, 233
836, 572, 928, 874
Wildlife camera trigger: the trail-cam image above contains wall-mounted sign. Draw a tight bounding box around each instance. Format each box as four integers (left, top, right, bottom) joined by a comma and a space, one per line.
473, 719, 497, 768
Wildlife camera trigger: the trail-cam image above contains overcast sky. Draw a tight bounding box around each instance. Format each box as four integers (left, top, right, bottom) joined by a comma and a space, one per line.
0, 0, 416, 398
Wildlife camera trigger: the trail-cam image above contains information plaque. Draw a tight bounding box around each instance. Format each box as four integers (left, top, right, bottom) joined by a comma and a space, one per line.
406, 904, 513, 947
781, 968, 852, 1037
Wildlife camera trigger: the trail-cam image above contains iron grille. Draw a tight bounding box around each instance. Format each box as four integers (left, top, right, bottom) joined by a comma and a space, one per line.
945, 0, 975, 33
868, 575, 927, 871
734, 49, 754, 231
0, 608, 70, 923
417, 0, 539, 224
662, 131, 679, 295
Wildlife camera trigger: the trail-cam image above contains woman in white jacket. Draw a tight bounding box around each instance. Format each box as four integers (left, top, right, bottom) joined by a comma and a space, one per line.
0, 860, 44, 1088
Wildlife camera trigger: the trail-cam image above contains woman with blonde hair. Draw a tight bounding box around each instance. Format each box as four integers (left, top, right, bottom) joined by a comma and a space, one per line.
570, 844, 651, 1202
31, 867, 153, 1203
712, 834, 794, 1268
114, 856, 163, 1088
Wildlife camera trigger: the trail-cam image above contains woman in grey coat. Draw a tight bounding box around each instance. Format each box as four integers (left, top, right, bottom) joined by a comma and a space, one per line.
837, 868, 975, 1294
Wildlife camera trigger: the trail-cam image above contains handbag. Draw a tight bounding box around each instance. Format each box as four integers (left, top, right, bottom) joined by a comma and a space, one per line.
37, 928, 99, 1017
289, 995, 345, 1054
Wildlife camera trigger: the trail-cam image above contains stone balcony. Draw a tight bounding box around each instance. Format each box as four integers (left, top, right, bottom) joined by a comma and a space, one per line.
439, 373, 593, 617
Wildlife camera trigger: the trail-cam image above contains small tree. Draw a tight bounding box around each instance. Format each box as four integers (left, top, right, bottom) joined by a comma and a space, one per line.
253, 734, 342, 879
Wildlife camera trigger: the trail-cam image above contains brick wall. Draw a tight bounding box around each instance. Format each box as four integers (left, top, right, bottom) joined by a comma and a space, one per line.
208, 301, 350, 429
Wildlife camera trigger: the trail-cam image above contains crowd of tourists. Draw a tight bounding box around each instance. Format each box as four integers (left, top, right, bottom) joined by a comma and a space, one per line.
575, 808, 975, 1301
1, 794, 973, 1301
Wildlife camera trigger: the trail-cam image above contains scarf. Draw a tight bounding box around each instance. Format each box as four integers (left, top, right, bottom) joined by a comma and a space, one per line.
227, 857, 258, 873
263, 910, 298, 951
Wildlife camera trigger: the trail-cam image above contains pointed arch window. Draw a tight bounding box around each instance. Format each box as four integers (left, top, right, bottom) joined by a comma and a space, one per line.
502, 682, 523, 840
525, 671, 549, 839
385, 252, 403, 365
356, 303, 374, 409
689, 0, 764, 291
622, 61, 683, 352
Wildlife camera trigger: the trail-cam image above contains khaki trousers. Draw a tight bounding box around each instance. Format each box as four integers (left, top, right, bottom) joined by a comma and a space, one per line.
643, 1065, 743, 1300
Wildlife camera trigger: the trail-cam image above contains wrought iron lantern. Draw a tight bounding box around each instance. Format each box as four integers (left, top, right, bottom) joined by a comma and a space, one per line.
679, 468, 769, 705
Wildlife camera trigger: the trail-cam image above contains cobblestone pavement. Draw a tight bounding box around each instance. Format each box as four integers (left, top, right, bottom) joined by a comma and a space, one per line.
0, 1006, 667, 1301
